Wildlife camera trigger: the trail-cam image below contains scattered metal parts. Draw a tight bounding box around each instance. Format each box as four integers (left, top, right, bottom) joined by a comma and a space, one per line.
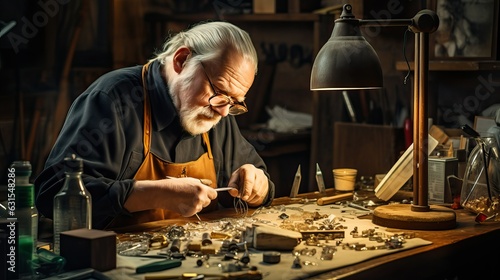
167, 226, 186, 240
220, 239, 247, 253
348, 202, 373, 212
320, 246, 336, 260
363, 245, 388, 250
250, 205, 264, 217
342, 242, 367, 251
196, 255, 210, 267
170, 252, 186, 260
386, 235, 405, 249
279, 213, 289, 220
170, 238, 181, 253
263, 251, 281, 264
210, 231, 232, 240
301, 247, 317, 256
149, 234, 169, 250
301, 230, 345, 241
304, 218, 314, 225
300, 198, 318, 204
302, 260, 317, 266
304, 234, 320, 246
353, 191, 368, 201
239, 251, 251, 265
201, 232, 212, 246
292, 255, 302, 269
350, 226, 358, 236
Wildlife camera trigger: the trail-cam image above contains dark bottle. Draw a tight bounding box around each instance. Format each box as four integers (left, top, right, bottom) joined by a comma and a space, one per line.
53, 154, 92, 255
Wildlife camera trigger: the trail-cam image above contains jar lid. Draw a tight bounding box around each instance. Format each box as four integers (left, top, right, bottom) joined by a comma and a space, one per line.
64, 154, 83, 173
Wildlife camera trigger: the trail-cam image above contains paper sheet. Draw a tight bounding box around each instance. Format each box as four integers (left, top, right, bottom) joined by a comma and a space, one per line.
106, 203, 432, 280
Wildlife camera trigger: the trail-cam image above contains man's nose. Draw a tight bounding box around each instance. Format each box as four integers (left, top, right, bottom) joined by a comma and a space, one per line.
212, 104, 230, 117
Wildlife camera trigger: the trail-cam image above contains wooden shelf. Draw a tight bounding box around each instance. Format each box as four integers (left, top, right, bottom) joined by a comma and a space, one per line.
396, 60, 500, 71
145, 12, 326, 23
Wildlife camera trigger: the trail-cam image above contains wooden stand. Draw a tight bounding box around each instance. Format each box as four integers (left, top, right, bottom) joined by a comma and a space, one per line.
372, 204, 456, 230
368, 16, 456, 231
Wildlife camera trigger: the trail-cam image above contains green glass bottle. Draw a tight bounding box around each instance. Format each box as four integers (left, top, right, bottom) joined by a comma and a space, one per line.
12, 160, 38, 279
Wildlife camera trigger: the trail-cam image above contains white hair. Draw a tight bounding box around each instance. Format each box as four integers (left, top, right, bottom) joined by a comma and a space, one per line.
154, 21, 258, 74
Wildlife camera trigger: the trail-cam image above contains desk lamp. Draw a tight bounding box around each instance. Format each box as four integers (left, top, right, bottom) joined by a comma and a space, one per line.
311, 4, 456, 230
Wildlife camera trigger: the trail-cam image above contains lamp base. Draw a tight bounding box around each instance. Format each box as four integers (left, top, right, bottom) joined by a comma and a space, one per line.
372, 204, 456, 230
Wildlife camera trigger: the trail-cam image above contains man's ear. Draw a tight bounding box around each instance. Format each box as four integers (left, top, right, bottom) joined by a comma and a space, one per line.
172, 47, 192, 73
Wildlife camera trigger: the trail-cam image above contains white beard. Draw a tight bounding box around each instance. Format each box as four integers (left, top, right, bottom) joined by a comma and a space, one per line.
180, 105, 221, 135
168, 64, 222, 135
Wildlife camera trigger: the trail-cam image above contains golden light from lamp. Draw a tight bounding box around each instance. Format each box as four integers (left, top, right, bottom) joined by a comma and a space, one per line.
311, 4, 456, 230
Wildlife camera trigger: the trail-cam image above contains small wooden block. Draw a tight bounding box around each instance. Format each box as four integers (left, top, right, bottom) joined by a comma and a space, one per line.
429, 125, 449, 145
60, 228, 116, 272
252, 223, 301, 250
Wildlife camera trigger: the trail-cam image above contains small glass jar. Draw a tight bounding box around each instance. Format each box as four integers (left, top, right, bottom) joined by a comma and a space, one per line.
460, 136, 500, 222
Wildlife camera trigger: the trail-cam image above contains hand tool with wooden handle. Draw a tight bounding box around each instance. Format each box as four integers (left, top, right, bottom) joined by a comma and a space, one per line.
317, 193, 352, 206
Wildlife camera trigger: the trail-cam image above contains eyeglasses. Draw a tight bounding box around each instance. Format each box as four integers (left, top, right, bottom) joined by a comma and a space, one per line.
200, 61, 248, 116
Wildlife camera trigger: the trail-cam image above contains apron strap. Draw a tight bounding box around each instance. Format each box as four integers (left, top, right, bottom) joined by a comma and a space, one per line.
141, 62, 153, 155
202, 132, 213, 159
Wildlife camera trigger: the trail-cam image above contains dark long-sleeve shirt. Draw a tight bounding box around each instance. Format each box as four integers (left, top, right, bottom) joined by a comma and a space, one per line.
34, 60, 275, 229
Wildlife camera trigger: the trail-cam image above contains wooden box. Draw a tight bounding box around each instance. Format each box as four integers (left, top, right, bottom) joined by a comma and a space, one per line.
60, 229, 116, 272
333, 122, 405, 180
288, 0, 321, 13
253, 0, 286, 14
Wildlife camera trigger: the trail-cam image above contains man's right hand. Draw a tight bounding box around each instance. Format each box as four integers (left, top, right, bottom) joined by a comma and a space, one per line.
124, 177, 218, 217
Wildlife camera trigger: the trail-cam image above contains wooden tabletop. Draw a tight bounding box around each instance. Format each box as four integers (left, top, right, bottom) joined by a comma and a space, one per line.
313, 210, 500, 279
111, 189, 500, 279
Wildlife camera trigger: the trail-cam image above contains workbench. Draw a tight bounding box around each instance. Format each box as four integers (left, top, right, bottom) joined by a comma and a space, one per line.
103, 190, 500, 279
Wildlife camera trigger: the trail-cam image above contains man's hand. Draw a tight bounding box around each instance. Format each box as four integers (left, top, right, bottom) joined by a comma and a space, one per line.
227, 164, 269, 206
125, 177, 218, 217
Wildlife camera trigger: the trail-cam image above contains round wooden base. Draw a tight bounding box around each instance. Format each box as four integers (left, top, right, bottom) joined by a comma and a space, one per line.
372, 204, 457, 230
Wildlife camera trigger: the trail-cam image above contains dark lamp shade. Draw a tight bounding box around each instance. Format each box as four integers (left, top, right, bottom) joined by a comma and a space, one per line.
310, 12, 383, 91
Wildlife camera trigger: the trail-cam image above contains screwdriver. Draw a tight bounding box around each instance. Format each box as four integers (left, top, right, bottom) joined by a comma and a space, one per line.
136, 259, 182, 274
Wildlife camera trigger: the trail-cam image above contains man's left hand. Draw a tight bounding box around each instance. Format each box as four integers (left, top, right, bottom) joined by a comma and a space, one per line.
227, 164, 269, 206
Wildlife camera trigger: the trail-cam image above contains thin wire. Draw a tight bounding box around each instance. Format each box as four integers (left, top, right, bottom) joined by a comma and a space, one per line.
402, 28, 412, 85
234, 197, 248, 217
481, 143, 492, 200
194, 213, 202, 222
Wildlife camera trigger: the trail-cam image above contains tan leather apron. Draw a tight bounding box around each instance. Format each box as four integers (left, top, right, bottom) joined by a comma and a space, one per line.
108, 62, 218, 228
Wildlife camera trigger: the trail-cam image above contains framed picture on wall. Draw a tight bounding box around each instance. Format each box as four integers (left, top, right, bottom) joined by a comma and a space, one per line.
430, 0, 498, 60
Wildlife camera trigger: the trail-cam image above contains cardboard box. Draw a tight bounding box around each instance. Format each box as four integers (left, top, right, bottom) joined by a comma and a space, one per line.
60, 229, 116, 272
